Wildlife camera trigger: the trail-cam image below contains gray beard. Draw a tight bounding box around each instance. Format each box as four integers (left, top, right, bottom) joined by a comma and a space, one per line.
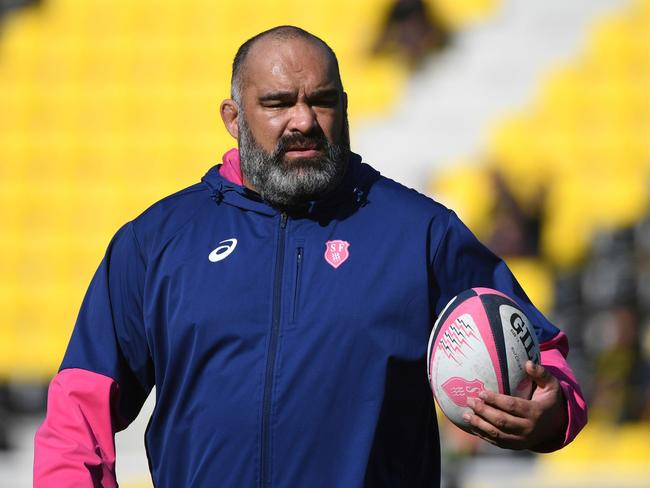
238, 115, 350, 210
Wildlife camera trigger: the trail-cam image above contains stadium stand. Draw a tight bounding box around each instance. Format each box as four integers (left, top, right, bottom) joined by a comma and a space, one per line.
0, 0, 408, 384
0, 2, 498, 485
0, 0, 39, 21
0, 0, 500, 385
5, 1, 650, 487
429, 0, 650, 485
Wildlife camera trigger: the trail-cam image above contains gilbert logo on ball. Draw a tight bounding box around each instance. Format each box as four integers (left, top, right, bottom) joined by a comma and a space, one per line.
427, 288, 541, 431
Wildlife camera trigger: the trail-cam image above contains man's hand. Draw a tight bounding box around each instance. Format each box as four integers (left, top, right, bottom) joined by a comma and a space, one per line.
462, 361, 568, 451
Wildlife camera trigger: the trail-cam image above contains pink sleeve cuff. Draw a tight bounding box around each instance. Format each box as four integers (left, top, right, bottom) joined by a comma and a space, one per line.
537, 331, 588, 452
34, 368, 124, 487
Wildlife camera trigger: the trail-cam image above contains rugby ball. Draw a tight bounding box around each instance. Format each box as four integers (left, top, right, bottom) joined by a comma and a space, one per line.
427, 287, 541, 432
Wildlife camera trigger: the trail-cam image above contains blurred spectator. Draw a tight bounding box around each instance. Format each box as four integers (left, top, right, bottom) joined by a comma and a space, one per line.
481, 168, 650, 425
0, 0, 40, 18
373, 0, 451, 68
635, 215, 650, 316
0, 384, 9, 451
581, 229, 636, 310
486, 169, 544, 258
638, 316, 650, 420
586, 306, 641, 423
570, 219, 650, 424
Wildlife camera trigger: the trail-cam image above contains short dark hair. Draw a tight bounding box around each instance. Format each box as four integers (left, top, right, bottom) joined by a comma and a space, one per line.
230, 25, 343, 103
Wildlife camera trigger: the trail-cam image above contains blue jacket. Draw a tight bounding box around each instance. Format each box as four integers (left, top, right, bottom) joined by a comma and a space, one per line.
45, 154, 565, 487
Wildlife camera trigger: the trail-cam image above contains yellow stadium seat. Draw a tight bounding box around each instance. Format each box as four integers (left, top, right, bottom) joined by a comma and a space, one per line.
541, 168, 649, 268
429, 160, 495, 238
540, 422, 650, 481
579, 71, 636, 124
536, 65, 587, 125
540, 176, 592, 268
586, 170, 648, 230
429, 0, 500, 28
486, 115, 552, 211
585, 14, 635, 70
505, 257, 554, 314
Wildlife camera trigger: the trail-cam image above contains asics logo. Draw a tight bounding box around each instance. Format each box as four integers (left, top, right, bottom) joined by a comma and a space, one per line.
208, 238, 238, 262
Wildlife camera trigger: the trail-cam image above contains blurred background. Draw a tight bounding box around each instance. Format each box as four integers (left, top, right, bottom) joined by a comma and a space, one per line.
1, 0, 650, 486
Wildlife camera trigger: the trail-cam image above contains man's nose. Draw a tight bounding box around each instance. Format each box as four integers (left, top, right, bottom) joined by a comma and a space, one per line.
287, 103, 318, 134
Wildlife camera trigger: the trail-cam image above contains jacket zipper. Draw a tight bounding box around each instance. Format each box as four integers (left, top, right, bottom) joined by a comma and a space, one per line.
292, 247, 303, 323
260, 212, 288, 487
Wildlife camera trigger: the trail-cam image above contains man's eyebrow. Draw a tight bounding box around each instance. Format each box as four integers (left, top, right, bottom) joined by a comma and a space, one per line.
308, 88, 340, 99
258, 91, 296, 102
257, 88, 340, 102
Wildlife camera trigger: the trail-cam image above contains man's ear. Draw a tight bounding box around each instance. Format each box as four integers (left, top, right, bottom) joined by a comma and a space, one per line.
220, 99, 239, 140
342, 91, 348, 112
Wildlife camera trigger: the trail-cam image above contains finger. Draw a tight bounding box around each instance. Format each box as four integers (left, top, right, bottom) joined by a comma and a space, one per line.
462, 410, 523, 448
477, 390, 529, 418
525, 361, 553, 388
466, 397, 528, 435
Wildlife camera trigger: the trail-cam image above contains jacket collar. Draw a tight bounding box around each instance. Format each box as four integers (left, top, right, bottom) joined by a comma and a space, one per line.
201, 148, 375, 218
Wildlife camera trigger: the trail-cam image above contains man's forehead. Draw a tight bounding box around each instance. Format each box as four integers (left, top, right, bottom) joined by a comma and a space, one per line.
241, 36, 340, 94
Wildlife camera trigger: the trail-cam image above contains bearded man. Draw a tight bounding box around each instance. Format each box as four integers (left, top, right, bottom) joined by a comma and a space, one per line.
34, 26, 586, 487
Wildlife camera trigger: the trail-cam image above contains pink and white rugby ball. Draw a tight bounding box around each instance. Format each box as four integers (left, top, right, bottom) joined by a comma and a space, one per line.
427, 288, 541, 432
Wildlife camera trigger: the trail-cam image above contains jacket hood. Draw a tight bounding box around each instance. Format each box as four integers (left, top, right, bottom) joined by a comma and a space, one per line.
201, 148, 378, 218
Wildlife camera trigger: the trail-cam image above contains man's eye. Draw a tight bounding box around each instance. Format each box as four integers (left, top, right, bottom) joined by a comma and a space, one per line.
312, 97, 338, 107
263, 101, 291, 108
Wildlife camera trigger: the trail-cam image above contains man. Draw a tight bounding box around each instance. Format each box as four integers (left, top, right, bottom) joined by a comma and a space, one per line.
34, 26, 586, 487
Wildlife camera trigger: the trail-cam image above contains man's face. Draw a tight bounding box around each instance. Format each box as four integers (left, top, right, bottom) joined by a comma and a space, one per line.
234, 37, 350, 209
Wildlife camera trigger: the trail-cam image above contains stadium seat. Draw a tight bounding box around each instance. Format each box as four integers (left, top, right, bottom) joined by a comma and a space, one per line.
428, 0, 501, 28
505, 257, 554, 314
429, 160, 495, 239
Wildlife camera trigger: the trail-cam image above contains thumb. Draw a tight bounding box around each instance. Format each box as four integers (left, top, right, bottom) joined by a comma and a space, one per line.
526, 360, 554, 388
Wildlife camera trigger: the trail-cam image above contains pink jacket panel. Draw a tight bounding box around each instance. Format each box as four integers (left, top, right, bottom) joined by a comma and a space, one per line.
538, 331, 588, 452
34, 368, 123, 488
219, 148, 244, 186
